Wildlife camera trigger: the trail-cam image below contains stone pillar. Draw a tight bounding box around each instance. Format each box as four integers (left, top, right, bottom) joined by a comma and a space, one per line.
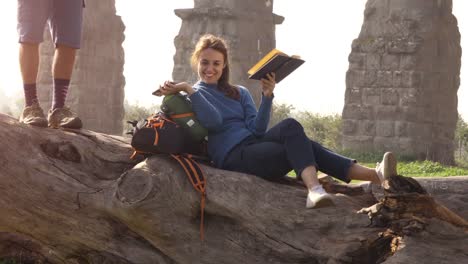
342, 0, 461, 165
172, 0, 284, 106
38, 0, 125, 134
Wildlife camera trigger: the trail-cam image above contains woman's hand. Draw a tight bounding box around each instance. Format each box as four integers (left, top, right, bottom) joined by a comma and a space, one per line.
158, 81, 195, 95
261, 72, 276, 98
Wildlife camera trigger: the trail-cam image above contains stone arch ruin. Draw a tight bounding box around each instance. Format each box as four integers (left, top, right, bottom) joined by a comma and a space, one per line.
341, 0, 461, 165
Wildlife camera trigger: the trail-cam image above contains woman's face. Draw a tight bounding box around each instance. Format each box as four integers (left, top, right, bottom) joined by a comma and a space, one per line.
197, 48, 225, 84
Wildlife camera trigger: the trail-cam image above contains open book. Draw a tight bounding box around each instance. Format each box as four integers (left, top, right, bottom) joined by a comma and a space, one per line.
248, 49, 305, 83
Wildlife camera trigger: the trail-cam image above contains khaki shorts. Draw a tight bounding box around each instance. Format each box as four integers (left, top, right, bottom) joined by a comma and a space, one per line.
17, 0, 84, 48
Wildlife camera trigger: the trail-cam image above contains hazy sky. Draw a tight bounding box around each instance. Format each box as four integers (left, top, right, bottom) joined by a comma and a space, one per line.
0, 0, 467, 119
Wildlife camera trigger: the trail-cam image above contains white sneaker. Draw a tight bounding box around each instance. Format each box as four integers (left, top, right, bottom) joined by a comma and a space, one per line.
306, 185, 334, 208
375, 152, 397, 184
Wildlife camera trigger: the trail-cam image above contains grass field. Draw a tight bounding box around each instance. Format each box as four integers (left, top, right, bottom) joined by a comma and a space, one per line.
288, 159, 468, 178
341, 151, 468, 177
361, 160, 468, 177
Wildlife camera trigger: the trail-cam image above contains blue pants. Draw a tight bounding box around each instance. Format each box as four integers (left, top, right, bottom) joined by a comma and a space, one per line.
223, 118, 354, 183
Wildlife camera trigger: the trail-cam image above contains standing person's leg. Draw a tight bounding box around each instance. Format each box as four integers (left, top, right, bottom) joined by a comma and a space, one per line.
17, 0, 50, 127
47, 0, 83, 129
51, 45, 76, 110
19, 43, 39, 89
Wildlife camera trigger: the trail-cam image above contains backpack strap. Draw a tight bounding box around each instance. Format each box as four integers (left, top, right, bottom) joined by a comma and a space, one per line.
130, 148, 152, 160
170, 154, 207, 241
170, 112, 194, 119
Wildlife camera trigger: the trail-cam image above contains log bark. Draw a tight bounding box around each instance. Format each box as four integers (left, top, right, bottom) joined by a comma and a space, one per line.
0, 113, 467, 264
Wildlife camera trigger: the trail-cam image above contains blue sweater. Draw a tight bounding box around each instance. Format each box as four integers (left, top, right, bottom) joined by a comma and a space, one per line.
189, 81, 273, 168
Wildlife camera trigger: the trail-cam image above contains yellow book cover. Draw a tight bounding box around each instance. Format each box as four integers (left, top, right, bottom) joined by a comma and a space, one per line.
248, 49, 304, 83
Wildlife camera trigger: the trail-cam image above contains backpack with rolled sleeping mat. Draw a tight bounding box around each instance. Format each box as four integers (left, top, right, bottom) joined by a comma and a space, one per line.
126, 90, 209, 240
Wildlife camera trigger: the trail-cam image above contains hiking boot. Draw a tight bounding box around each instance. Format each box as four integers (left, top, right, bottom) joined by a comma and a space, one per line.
19, 102, 48, 127
306, 185, 334, 208
48, 107, 82, 129
375, 152, 397, 184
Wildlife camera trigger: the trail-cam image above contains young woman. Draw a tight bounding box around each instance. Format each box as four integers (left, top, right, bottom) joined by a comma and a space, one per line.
159, 34, 397, 208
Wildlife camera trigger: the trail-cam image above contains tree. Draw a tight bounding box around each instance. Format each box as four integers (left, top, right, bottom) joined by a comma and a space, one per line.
1, 113, 467, 264
454, 115, 468, 164
270, 102, 295, 128
122, 101, 158, 135
296, 111, 342, 151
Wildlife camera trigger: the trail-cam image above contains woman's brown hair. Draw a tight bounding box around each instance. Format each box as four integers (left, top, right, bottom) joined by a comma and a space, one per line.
191, 34, 240, 100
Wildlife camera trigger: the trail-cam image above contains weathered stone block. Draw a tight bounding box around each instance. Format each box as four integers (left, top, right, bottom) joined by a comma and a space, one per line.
437, 74, 455, 92
376, 71, 393, 87
373, 136, 397, 150
399, 106, 424, 122
362, 88, 380, 105
346, 70, 366, 87
359, 120, 376, 136
381, 54, 400, 70
420, 72, 440, 92
351, 38, 361, 53
400, 54, 418, 70
381, 88, 399, 105
432, 122, 457, 140
375, 105, 398, 121
399, 88, 419, 106
387, 37, 421, 54
342, 104, 375, 120
395, 121, 408, 137
341, 135, 374, 152
366, 54, 381, 69
348, 53, 366, 70
345, 87, 362, 104
401, 71, 422, 88
407, 122, 432, 139
364, 70, 378, 87
376, 121, 395, 137
434, 104, 458, 125
397, 137, 414, 154
393, 71, 402, 87
352, 37, 386, 53
342, 120, 358, 135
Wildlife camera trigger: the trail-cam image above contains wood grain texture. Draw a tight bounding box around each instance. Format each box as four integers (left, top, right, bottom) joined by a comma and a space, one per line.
0, 113, 466, 264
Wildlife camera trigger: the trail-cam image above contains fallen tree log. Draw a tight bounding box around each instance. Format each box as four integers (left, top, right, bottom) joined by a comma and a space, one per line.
0, 113, 467, 264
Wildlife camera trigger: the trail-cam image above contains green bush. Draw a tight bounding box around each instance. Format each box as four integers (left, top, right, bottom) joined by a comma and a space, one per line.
0, 259, 17, 264
270, 103, 295, 128
455, 114, 468, 166
270, 103, 342, 151
296, 111, 342, 151
398, 160, 468, 177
